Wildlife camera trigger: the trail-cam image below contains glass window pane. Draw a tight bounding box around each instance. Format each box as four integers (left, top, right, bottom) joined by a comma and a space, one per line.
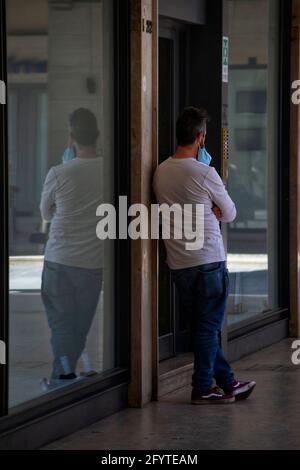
7, 0, 115, 407
227, 0, 279, 327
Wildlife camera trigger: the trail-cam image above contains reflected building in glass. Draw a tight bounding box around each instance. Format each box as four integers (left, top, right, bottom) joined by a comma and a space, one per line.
227, 0, 279, 324
7, 0, 116, 407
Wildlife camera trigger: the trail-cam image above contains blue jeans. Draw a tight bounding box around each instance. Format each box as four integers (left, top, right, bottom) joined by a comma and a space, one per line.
41, 261, 102, 379
171, 261, 234, 394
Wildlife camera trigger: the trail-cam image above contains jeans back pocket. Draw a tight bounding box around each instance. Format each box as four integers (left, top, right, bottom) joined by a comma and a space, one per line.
197, 264, 224, 299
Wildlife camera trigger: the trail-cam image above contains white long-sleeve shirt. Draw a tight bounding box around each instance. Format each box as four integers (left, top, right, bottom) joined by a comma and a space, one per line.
153, 157, 236, 270
40, 157, 103, 269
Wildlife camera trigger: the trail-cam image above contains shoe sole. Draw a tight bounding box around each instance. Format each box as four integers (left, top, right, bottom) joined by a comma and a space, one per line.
233, 382, 256, 401
191, 397, 235, 405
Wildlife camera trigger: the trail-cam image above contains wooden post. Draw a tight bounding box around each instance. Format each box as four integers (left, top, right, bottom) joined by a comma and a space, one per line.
151, 0, 159, 402
290, 0, 300, 337
129, 0, 158, 407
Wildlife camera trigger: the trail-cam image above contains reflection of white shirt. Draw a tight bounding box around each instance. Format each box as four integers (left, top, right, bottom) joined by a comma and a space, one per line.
40, 157, 103, 269
153, 157, 236, 270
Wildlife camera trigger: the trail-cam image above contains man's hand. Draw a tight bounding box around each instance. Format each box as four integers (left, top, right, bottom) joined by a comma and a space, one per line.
212, 205, 222, 221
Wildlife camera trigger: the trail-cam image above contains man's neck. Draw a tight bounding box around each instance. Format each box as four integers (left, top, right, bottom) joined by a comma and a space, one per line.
76, 147, 97, 159
172, 145, 197, 159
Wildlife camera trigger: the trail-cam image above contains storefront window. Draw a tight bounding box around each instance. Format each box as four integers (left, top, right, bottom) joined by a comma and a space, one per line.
7, 0, 115, 407
227, 0, 279, 327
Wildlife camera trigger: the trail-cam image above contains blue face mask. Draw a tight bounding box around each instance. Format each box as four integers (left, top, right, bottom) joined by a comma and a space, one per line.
62, 146, 76, 163
197, 146, 212, 166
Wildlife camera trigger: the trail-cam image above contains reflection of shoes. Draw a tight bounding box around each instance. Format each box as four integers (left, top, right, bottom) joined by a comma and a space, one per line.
40, 375, 82, 392
40, 378, 61, 391
59, 373, 77, 380
80, 370, 97, 377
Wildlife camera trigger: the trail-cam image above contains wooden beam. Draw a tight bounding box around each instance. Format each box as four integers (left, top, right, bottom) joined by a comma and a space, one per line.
128, 0, 156, 407
290, 0, 300, 337
151, 0, 159, 402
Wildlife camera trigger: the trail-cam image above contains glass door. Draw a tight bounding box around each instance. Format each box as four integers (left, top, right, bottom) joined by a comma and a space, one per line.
227, 0, 281, 329
4, 0, 123, 410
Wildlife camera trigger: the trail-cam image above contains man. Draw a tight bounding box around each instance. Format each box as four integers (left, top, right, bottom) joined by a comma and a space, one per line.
40, 108, 103, 383
153, 107, 256, 404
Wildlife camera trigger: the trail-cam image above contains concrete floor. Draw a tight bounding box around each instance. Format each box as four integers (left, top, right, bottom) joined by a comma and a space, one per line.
44, 339, 300, 450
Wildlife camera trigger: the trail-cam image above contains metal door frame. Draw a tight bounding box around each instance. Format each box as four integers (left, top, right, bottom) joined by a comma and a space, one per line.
0, 0, 9, 417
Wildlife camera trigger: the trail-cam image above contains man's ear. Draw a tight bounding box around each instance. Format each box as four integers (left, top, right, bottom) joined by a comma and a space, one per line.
198, 132, 205, 148
195, 132, 202, 146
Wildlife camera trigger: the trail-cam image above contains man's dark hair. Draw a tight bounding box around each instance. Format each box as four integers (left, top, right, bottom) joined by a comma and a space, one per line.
69, 108, 99, 147
176, 107, 210, 146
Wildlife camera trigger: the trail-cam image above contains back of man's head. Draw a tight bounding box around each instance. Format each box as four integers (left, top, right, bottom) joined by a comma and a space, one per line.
69, 108, 99, 147
176, 107, 210, 147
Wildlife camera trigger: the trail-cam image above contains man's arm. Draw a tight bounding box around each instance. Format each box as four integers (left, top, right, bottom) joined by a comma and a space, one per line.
204, 167, 236, 223
40, 168, 57, 222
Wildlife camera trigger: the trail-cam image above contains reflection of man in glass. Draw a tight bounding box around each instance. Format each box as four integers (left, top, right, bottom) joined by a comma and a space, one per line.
40, 108, 103, 383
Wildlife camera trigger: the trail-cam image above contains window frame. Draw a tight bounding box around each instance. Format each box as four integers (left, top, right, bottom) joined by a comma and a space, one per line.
0, 0, 131, 421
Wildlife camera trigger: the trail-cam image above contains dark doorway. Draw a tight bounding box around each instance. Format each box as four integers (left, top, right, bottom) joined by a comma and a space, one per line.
158, 20, 192, 361
158, 6, 226, 362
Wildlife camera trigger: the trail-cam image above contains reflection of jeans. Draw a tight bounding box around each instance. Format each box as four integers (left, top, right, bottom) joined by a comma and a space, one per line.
171, 261, 234, 394
41, 261, 102, 379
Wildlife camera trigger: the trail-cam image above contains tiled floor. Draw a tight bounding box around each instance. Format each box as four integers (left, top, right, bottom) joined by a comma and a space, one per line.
44, 339, 300, 450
